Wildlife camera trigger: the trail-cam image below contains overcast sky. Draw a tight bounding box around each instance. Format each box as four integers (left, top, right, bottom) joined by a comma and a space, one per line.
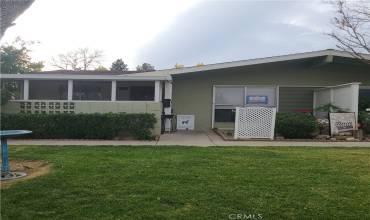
1, 0, 337, 70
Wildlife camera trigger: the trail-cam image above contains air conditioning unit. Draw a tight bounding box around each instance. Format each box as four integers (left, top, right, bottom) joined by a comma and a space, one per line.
176, 115, 195, 130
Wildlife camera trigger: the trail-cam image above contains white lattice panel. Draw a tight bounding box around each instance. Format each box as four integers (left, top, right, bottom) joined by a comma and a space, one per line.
234, 107, 276, 140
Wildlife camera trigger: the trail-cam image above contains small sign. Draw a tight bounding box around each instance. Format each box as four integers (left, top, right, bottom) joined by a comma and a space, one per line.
246, 95, 268, 105
329, 112, 357, 136
177, 115, 195, 130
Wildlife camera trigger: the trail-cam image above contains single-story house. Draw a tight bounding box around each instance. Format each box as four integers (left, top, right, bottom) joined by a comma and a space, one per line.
1, 49, 370, 135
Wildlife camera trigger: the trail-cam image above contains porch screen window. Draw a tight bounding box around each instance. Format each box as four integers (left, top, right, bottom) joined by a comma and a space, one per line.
73, 81, 111, 100
116, 81, 154, 101
214, 85, 277, 122
0, 80, 23, 100
29, 80, 68, 100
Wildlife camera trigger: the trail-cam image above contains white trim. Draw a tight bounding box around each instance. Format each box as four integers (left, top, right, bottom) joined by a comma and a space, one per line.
111, 80, 117, 101
315, 82, 362, 91
154, 81, 161, 102
164, 81, 172, 99
67, 80, 73, 101
276, 85, 280, 112
0, 74, 170, 81
23, 79, 29, 100
211, 85, 215, 129
352, 84, 360, 120
9, 100, 160, 103
233, 107, 240, 140
244, 86, 248, 105
277, 85, 326, 88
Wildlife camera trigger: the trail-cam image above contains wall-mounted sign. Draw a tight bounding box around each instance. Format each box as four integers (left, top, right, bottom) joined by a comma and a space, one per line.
246, 95, 268, 105
329, 112, 357, 136
177, 115, 195, 130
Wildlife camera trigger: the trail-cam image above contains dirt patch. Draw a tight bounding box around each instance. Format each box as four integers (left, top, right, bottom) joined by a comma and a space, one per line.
1, 160, 51, 189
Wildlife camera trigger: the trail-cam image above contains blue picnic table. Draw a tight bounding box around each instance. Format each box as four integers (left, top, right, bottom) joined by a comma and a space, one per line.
1, 130, 32, 180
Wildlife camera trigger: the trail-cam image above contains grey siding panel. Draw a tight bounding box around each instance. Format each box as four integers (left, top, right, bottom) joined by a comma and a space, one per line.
279, 87, 315, 112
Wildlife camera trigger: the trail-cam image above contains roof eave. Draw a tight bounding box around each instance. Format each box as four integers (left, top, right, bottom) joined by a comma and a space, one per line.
0, 74, 171, 81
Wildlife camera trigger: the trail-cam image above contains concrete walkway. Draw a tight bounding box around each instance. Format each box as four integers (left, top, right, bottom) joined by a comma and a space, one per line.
7, 131, 370, 147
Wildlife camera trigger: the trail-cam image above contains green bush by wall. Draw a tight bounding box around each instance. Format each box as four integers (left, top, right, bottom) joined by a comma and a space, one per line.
359, 111, 370, 134
0, 113, 156, 140
276, 112, 319, 139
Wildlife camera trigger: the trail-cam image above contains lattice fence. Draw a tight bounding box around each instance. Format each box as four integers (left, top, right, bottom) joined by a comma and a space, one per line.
234, 107, 276, 140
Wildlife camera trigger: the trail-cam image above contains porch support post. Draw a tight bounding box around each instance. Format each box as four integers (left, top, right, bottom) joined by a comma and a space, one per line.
111, 80, 117, 101
67, 80, 73, 101
163, 81, 173, 132
154, 81, 161, 102
23, 79, 29, 100
351, 83, 360, 121
164, 81, 172, 100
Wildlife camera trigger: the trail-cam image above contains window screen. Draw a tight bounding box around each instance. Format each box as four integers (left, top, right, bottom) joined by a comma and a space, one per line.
116, 81, 154, 101
213, 85, 277, 126
73, 81, 111, 100
215, 86, 244, 106
245, 86, 277, 107
29, 80, 68, 100
214, 109, 236, 122
1, 80, 24, 100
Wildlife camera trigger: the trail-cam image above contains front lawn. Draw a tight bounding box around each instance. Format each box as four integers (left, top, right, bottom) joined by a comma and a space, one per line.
1, 146, 370, 219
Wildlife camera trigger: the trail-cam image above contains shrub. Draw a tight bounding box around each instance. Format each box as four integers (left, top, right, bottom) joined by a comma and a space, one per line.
276, 112, 319, 139
0, 113, 156, 140
359, 96, 370, 112
359, 111, 370, 134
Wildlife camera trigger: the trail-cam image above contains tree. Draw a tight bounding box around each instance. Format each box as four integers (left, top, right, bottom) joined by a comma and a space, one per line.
94, 65, 108, 71
0, 37, 43, 73
51, 48, 103, 70
0, 37, 43, 105
329, 0, 370, 62
175, 63, 184, 69
110, 59, 128, 72
136, 63, 155, 72
1, 0, 35, 39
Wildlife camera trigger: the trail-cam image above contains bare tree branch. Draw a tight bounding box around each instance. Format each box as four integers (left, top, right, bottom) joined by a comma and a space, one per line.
51, 48, 103, 70
329, 0, 370, 63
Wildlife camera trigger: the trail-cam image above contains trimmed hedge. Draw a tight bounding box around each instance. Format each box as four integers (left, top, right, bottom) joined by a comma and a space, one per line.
0, 113, 156, 140
359, 111, 370, 134
276, 112, 319, 139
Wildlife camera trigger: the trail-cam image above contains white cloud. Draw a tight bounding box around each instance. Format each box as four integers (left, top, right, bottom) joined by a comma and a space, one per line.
1, 0, 203, 70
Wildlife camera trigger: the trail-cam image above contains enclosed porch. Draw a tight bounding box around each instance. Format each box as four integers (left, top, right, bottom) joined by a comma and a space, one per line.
1, 73, 173, 135
212, 82, 366, 130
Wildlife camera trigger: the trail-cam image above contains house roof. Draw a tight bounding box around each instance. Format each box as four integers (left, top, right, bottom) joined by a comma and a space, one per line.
1, 49, 368, 81
0, 70, 170, 81
127, 49, 370, 78
27, 70, 140, 75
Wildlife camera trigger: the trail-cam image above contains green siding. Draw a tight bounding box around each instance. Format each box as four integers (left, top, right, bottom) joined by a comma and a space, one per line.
279, 87, 315, 112
172, 62, 370, 131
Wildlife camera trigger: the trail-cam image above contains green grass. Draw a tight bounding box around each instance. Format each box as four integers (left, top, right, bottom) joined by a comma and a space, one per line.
1, 146, 370, 220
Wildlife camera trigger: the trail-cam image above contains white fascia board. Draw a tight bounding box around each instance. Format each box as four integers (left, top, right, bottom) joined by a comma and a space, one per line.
315, 82, 362, 91
0, 74, 170, 81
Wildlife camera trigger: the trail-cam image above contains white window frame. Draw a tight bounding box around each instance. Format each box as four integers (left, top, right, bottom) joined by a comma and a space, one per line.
212, 85, 279, 128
